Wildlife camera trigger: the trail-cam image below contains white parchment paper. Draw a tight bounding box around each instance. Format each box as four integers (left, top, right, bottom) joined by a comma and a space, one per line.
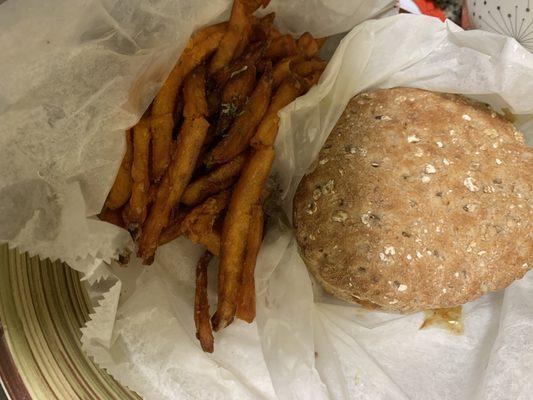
0, 0, 393, 278
81, 15, 533, 400
1, 0, 532, 398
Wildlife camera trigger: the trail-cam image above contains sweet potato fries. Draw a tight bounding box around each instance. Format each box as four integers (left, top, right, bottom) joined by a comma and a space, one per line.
102, 0, 327, 351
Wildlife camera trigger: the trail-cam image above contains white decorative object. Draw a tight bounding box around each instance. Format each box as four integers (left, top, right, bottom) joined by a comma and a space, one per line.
466, 0, 533, 51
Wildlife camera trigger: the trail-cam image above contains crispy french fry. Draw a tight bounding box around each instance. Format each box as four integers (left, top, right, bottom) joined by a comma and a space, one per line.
213, 42, 265, 88
256, 11, 275, 25
173, 98, 184, 138
167, 191, 231, 255
305, 70, 322, 88
104, 1, 333, 349
182, 152, 247, 206
148, 184, 158, 205
233, 18, 253, 62
292, 59, 327, 77
251, 74, 305, 147
151, 26, 225, 181
207, 63, 273, 165
216, 64, 256, 136
150, 115, 172, 183
195, 251, 214, 353
138, 117, 209, 264
157, 208, 187, 245
265, 34, 299, 60
297, 32, 320, 58
158, 223, 182, 246
209, 0, 251, 75
250, 12, 279, 42
195, 230, 221, 257
236, 204, 264, 323
99, 207, 125, 228
206, 88, 221, 118
315, 36, 327, 50
190, 22, 227, 45
241, 0, 270, 13
222, 65, 257, 109
124, 117, 151, 226
212, 146, 275, 331
183, 66, 208, 119
272, 54, 304, 87
209, 0, 270, 73
105, 129, 133, 209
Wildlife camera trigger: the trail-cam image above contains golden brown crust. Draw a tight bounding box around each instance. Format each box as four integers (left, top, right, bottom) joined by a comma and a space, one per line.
294, 87, 532, 313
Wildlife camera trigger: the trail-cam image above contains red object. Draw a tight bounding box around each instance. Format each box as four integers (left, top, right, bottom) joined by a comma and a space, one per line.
461, 3, 472, 28
413, 0, 446, 21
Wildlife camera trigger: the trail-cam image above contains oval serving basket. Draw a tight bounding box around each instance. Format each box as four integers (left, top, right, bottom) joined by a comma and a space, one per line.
0, 244, 139, 400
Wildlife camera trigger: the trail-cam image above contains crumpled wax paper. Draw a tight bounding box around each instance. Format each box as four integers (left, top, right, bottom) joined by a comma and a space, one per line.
0, 0, 394, 279
1, 0, 532, 399
81, 14, 533, 400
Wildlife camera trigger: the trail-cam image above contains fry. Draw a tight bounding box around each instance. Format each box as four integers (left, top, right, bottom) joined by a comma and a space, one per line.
195, 251, 214, 353
206, 88, 221, 118
211, 1, 270, 68
138, 118, 209, 264
250, 12, 279, 42
105, 129, 133, 209
190, 22, 227, 45
169, 191, 231, 255
99, 207, 125, 228
173, 98, 184, 138
233, 19, 253, 62
157, 208, 188, 245
222, 65, 257, 110
213, 42, 265, 88
315, 36, 327, 50
194, 230, 221, 257
241, 0, 270, 13
209, 0, 251, 75
297, 32, 320, 58
305, 70, 322, 88
151, 26, 225, 181
292, 59, 327, 77
150, 115, 172, 183
182, 152, 247, 206
251, 74, 305, 147
256, 11, 275, 26
183, 191, 230, 233
207, 63, 273, 165
216, 64, 256, 136
236, 204, 264, 323
183, 66, 208, 119
148, 184, 158, 205
265, 34, 299, 60
212, 146, 275, 331
272, 54, 304, 87
124, 116, 151, 226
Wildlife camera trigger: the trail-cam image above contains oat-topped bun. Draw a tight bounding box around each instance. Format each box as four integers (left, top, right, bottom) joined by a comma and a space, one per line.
293, 87, 532, 313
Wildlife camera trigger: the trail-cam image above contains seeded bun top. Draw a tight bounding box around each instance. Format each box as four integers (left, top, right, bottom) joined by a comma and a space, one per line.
293, 87, 532, 313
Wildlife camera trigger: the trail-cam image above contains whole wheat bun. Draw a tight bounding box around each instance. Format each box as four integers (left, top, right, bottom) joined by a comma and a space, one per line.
293, 87, 532, 313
